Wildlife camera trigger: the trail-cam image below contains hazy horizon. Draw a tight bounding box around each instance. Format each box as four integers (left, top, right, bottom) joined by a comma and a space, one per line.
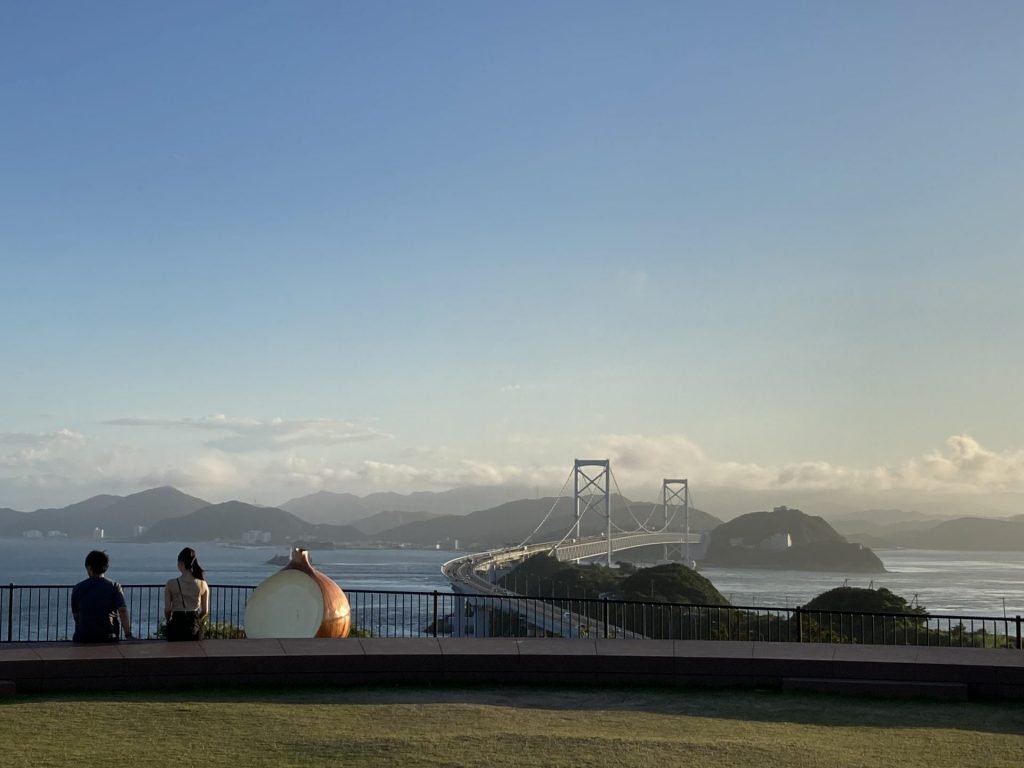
2, 3, 1022, 516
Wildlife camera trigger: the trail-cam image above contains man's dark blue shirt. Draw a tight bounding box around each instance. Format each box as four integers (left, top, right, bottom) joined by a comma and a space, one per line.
71, 575, 126, 643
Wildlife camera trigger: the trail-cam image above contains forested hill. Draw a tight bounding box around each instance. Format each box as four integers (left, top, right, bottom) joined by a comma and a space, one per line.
138, 501, 365, 544
704, 507, 885, 573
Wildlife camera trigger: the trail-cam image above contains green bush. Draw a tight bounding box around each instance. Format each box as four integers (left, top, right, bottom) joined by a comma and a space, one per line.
154, 620, 246, 639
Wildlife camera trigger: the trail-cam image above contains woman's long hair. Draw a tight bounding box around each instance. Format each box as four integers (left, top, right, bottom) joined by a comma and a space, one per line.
177, 547, 205, 580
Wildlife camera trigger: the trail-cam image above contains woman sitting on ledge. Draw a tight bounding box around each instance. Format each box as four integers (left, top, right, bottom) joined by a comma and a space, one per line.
164, 547, 210, 641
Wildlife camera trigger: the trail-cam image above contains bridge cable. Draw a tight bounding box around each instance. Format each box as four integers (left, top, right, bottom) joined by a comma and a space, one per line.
547, 489, 608, 552
517, 468, 574, 547
608, 466, 658, 532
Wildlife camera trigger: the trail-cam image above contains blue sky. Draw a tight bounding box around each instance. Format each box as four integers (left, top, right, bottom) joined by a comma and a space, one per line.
1, 2, 1022, 511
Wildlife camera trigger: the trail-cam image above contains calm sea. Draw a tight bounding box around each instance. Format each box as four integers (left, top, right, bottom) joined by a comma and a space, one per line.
2, 540, 1022, 617
700, 549, 1024, 616
0, 540, 456, 594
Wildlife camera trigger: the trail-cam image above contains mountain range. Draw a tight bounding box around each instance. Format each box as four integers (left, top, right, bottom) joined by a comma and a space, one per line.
3, 485, 1023, 553
0, 487, 209, 538
278, 485, 533, 524
137, 501, 365, 544
0, 486, 721, 549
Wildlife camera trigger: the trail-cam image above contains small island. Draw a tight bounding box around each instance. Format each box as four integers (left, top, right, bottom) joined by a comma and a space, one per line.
703, 506, 886, 573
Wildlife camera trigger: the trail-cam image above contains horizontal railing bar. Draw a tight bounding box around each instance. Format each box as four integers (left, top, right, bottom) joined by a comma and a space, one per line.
1, 584, 1019, 647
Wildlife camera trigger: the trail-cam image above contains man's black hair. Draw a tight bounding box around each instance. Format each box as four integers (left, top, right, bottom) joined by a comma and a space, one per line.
85, 550, 109, 575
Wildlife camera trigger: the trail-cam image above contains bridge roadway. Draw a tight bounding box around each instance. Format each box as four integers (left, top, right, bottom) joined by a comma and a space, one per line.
442, 532, 703, 638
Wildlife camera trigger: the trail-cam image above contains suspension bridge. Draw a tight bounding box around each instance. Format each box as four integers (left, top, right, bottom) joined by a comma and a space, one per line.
442, 459, 708, 637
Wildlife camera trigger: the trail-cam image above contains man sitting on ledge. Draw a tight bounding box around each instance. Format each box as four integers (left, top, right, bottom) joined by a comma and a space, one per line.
71, 550, 133, 643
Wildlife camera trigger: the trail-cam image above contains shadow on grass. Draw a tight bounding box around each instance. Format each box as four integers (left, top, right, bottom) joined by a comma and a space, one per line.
5, 683, 1023, 736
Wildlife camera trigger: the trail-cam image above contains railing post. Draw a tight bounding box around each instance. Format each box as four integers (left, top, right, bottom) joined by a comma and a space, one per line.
6, 581, 13, 643
1016, 615, 1021, 651
602, 598, 609, 639
795, 607, 802, 643
432, 590, 439, 638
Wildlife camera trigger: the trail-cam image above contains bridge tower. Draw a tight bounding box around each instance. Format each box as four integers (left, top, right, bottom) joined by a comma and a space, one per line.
663, 479, 690, 564
573, 459, 612, 566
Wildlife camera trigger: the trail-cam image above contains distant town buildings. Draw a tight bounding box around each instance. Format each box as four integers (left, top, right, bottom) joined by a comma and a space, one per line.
760, 532, 792, 551
242, 530, 273, 544
728, 532, 793, 551
93, 527, 105, 540
22, 530, 43, 539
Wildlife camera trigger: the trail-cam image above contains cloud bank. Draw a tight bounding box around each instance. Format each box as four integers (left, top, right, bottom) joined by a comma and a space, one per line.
2, 418, 1024, 510
104, 415, 391, 452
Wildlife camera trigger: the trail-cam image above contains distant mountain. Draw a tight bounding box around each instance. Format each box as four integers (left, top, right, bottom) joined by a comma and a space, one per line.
901, 516, 1024, 551
96, 487, 212, 536
704, 506, 885, 573
278, 491, 366, 524
837, 518, 947, 548
350, 509, 441, 537
0, 487, 210, 538
375, 495, 722, 549
24, 494, 122, 533
138, 501, 365, 544
279, 486, 533, 525
684, 487, 1024, 521
0, 507, 26, 530
832, 509, 938, 526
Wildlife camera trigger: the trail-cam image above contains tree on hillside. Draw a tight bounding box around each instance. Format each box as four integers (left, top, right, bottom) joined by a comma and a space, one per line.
620, 563, 728, 605
803, 586, 926, 616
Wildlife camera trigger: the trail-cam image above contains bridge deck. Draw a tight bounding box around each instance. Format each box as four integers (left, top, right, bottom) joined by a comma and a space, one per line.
2, 639, 1024, 700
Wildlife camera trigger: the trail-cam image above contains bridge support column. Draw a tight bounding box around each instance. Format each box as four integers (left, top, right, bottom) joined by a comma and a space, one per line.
573, 459, 611, 566
663, 478, 690, 565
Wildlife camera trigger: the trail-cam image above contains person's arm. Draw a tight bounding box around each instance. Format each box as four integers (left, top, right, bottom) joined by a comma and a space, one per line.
114, 584, 132, 639
164, 582, 173, 621
118, 607, 133, 639
71, 585, 80, 625
199, 581, 210, 620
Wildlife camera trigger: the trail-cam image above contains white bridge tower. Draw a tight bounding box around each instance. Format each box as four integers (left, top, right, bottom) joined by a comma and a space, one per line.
573, 459, 612, 566
662, 478, 690, 564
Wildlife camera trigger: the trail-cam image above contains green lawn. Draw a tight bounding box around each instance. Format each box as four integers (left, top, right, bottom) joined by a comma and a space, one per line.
2, 686, 1023, 767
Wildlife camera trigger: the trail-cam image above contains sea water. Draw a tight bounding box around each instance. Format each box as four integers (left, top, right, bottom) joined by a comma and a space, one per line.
0, 539, 456, 593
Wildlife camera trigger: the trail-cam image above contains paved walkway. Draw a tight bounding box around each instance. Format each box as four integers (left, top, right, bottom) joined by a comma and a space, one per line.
2, 639, 1023, 699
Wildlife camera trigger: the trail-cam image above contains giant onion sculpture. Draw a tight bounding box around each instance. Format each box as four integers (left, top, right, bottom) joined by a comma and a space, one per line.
245, 548, 351, 638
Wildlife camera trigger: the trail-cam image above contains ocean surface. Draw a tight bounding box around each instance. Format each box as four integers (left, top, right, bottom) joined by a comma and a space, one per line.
0, 540, 456, 594
700, 549, 1024, 616
2, 540, 1023, 617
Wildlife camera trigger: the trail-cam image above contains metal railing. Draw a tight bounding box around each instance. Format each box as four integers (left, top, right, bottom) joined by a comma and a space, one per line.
0, 583, 256, 642
2, 583, 1022, 649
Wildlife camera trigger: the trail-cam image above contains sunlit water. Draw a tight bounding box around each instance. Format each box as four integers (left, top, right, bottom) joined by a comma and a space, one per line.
700, 550, 1024, 616
2, 540, 1023, 616
0, 539, 456, 593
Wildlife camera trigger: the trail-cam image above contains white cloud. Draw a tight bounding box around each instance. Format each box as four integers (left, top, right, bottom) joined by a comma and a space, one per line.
4, 425, 1024, 511
899, 435, 1024, 493
589, 433, 1024, 496
0, 428, 86, 449
104, 415, 392, 452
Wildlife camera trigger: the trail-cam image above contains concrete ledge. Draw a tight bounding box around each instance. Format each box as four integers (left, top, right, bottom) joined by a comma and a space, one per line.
782, 677, 969, 701
0, 639, 1022, 699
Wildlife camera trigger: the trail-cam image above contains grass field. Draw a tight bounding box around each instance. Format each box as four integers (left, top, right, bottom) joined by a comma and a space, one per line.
2, 686, 1023, 767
